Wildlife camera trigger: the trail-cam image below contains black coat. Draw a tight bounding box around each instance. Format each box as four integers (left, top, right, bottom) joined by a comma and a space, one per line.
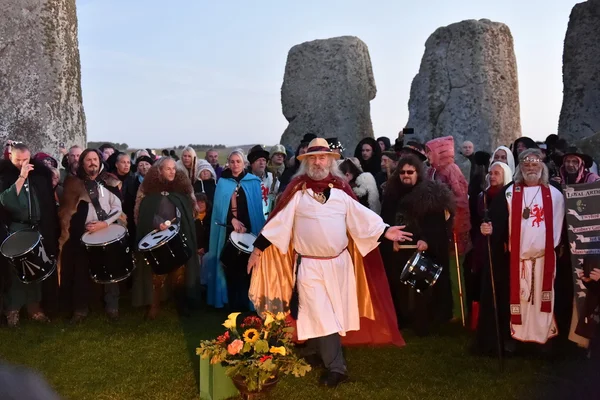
0, 159, 60, 315
380, 179, 454, 333
0, 159, 59, 256
123, 174, 141, 245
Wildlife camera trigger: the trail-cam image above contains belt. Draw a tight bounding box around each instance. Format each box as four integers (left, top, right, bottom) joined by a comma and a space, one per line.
296, 247, 348, 260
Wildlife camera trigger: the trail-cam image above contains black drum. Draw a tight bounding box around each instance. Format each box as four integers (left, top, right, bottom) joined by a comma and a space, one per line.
0, 229, 56, 284
220, 232, 256, 271
137, 224, 192, 275
81, 224, 134, 284
400, 251, 443, 293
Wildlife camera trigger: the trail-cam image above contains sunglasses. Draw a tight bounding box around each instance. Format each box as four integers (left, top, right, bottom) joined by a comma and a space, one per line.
399, 170, 416, 175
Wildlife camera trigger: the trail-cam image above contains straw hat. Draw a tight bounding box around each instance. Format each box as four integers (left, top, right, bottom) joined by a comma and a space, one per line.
297, 138, 341, 161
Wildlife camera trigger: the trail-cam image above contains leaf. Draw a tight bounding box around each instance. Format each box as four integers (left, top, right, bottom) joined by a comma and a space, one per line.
254, 339, 269, 354
242, 342, 252, 353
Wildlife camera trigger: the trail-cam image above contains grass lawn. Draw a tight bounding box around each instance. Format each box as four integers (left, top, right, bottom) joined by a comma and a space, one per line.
1, 300, 593, 400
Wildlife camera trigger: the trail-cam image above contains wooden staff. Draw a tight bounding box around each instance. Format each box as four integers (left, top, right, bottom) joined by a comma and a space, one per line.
483, 193, 504, 372
453, 231, 466, 327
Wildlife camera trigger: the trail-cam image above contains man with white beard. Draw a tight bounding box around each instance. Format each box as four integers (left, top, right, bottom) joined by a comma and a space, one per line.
247, 138, 407, 387
481, 148, 565, 351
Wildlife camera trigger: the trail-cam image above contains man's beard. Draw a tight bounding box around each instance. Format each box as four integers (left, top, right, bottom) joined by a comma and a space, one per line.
86, 166, 98, 177
307, 165, 329, 181
524, 170, 542, 185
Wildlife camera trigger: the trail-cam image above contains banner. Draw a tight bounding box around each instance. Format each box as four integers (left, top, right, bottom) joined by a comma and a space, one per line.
564, 181, 600, 343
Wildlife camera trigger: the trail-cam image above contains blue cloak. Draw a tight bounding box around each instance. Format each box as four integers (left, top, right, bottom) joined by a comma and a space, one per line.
205, 173, 265, 308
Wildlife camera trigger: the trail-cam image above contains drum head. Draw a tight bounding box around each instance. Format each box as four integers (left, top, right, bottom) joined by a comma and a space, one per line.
229, 232, 256, 253
138, 224, 180, 251
1, 229, 41, 258
82, 224, 127, 246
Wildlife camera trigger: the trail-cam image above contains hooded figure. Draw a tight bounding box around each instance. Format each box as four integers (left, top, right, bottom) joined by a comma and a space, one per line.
511, 137, 538, 166
338, 158, 381, 214
490, 146, 516, 176
376, 137, 391, 152
426, 136, 471, 254
353, 137, 382, 176
193, 160, 217, 203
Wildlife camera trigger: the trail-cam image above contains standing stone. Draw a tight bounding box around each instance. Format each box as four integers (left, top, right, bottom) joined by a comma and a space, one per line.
0, 0, 86, 157
280, 36, 376, 154
406, 19, 521, 153
559, 0, 600, 143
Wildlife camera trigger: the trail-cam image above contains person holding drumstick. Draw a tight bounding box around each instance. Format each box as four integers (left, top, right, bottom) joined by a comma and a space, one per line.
134, 157, 199, 319
0, 143, 59, 327
205, 149, 264, 311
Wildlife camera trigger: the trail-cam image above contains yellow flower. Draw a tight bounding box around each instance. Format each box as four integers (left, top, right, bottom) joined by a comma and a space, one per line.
222, 312, 241, 330
263, 313, 275, 327
269, 346, 287, 356
243, 328, 260, 343
275, 312, 286, 321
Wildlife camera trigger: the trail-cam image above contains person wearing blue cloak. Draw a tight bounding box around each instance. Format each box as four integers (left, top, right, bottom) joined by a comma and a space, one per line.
205, 150, 264, 310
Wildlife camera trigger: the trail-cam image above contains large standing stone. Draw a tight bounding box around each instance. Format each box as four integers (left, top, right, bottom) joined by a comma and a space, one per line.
0, 0, 86, 157
406, 19, 521, 152
558, 0, 600, 144
280, 36, 376, 153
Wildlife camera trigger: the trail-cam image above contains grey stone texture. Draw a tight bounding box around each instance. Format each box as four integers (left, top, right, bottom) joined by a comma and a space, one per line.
280, 36, 376, 153
0, 0, 86, 156
406, 19, 521, 153
559, 0, 600, 144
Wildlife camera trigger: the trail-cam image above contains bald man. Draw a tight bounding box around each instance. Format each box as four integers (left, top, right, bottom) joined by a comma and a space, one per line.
459, 140, 475, 183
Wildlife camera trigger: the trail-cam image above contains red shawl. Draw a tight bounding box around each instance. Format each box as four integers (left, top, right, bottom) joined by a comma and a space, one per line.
509, 184, 554, 325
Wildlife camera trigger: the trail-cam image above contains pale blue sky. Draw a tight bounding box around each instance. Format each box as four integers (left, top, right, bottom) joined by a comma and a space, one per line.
77, 0, 580, 148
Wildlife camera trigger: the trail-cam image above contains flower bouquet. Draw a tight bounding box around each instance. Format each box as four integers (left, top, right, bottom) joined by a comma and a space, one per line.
196, 312, 311, 395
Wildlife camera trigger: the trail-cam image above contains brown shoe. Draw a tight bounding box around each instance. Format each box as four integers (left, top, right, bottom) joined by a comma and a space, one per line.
6, 311, 19, 328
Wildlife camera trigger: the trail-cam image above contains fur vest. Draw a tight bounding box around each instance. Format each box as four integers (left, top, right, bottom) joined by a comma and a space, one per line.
58, 172, 124, 249
352, 172, 381, 214
382, 179, 455, 232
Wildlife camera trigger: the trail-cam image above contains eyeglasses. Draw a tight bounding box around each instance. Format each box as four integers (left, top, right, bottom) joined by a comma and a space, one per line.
399, 170, 416, 175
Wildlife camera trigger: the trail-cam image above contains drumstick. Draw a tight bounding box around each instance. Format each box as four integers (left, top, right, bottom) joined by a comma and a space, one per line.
215, 222, 234, 229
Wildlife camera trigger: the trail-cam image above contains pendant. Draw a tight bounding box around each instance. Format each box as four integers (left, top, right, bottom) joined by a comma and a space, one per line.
522, 207, 530, 219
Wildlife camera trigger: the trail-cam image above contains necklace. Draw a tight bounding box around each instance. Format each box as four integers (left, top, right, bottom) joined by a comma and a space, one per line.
522, 186, 541, 219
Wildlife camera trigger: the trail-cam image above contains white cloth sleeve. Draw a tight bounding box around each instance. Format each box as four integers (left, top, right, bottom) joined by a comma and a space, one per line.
344, 192, 388, 256
260, 191, 301, 254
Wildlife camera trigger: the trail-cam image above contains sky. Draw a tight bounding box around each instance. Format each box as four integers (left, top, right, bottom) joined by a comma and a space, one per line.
76, 0, 581, 149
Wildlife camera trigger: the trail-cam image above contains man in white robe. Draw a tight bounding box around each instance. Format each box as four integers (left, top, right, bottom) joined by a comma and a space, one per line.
482, 148, 565, 346
248, 138, 411, 387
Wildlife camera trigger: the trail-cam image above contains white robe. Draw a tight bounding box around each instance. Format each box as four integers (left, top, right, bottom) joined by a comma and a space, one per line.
260, 188, 387, 340
506, 184, 565, 343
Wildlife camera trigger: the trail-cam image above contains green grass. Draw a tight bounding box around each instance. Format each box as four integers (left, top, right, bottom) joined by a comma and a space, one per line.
0, 302, 589, 400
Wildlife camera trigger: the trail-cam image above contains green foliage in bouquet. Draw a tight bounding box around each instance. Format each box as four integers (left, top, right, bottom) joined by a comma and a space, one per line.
196, 312, 311, 392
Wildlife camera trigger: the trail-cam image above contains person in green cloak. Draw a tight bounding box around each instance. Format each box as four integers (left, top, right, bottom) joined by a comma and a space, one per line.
133, 157, 200, 319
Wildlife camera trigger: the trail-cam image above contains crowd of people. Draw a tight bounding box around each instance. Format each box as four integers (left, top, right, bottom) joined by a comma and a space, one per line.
1, 131, 600, 386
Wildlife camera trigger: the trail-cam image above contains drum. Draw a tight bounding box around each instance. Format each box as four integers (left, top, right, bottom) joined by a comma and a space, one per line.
137, 223, 192, 275
81, 224, 134, 284
220, 232, 257, 270
399, 251, 443, 293
0, 229, 56, 284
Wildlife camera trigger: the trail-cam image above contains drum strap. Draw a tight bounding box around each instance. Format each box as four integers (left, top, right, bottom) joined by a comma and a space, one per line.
85, 179, 109, 221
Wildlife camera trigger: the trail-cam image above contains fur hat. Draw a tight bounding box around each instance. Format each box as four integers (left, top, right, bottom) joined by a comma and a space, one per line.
248, 145, 270, 164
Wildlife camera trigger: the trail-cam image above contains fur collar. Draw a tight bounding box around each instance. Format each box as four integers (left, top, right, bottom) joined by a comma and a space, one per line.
352, 172, 381, 214
385, 179, 455, 224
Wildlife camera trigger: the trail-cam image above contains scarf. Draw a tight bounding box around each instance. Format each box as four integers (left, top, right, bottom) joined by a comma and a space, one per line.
509, 184, 554, 325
